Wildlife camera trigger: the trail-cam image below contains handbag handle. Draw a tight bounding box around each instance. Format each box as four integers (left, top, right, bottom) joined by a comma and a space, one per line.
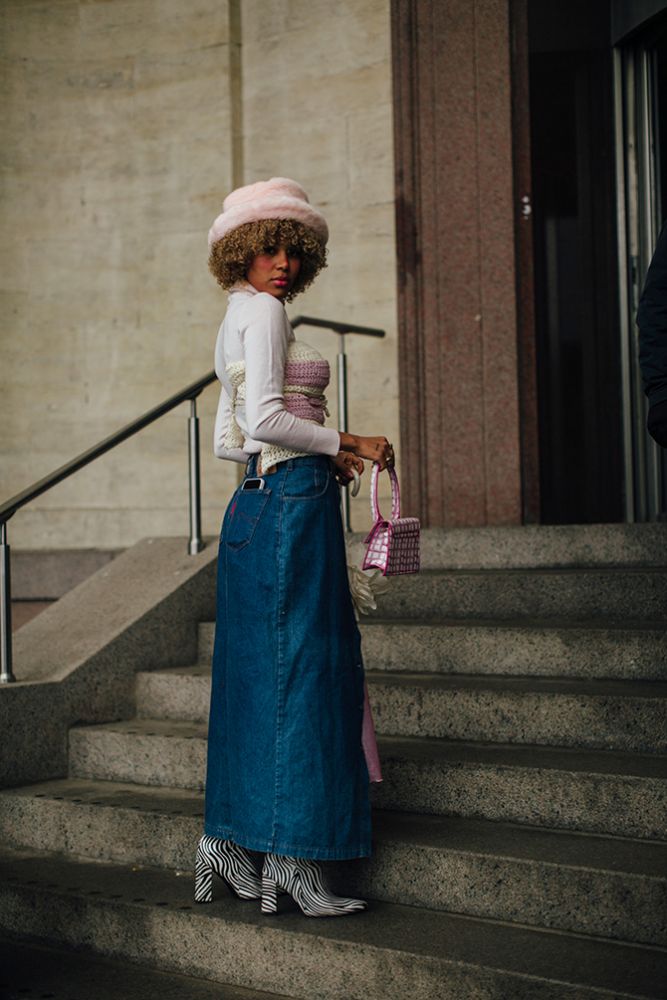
369, 462, 402, 522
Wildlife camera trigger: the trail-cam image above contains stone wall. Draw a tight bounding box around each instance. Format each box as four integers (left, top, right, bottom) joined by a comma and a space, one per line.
1, 0, 397, 548
242, 0, 398, 468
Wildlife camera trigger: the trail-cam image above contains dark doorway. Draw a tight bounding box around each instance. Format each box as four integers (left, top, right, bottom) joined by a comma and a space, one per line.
615, 10, 667, 521
528, 1, 625, 523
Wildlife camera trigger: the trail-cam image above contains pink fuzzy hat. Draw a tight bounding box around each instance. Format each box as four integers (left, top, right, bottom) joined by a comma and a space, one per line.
208, 177, 328, 247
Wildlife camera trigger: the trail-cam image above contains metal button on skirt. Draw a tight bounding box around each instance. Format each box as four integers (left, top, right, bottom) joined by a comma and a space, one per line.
203, 454, 372, 860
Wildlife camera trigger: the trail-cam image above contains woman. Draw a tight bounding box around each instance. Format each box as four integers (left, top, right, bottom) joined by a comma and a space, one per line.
195, 178, 393, 918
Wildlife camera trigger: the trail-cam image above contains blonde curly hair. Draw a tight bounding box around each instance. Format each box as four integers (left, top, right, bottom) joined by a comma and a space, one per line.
208, 219, 327, 302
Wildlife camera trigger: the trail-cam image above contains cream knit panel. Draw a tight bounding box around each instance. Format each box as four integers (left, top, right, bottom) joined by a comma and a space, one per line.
223, 341, 331, 469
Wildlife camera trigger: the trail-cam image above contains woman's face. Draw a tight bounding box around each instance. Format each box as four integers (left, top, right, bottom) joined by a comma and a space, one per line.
246, 244, 301, 300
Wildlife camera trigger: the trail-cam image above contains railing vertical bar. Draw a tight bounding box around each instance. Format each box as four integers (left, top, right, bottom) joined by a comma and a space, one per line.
0, 521, 15, 684
188, 398, 204, 555
337, 333, 351, 532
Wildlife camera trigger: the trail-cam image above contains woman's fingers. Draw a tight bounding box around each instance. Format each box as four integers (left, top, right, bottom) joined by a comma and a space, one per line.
346, 436, 394, 469
333, 451, 365, 485
372, 438, 394, 470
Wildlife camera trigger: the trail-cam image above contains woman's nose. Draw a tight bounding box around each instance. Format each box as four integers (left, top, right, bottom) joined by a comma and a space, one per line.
274, 248, 289, 269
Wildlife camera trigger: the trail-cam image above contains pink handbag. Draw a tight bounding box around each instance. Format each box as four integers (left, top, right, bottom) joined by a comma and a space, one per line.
362, 463, 420, 576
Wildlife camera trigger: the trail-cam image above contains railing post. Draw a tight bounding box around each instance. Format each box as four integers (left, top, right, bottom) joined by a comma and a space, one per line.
188, 398, 205, 555
337, 333, 351, 532
1, 521, 15, 684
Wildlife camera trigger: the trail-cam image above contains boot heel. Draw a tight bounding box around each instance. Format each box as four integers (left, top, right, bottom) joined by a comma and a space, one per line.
194, 848, 213, 903
261, 873, 278, 914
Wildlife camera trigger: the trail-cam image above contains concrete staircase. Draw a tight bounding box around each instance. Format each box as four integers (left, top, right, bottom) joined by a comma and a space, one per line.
0, 527, 666, 998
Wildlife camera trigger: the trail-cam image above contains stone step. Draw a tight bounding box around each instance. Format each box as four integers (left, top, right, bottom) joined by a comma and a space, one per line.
345, 523, 667, 570
0, 935, 287, 1000
375, 735, 667, 840
359, 568, 667, 621
335, 811, 667, 947
136, 666, 667, 754
367, 672, 667, 753
137, 665, 211, 722
1, 847, 665, 999
197, 619, 667, 679
1, 778, 665, 946
69, 718, 209, 791
67, 719, 667, 839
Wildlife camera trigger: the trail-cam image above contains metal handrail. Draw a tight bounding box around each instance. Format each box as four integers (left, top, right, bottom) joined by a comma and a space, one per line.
0, 371, 217, 685
0, 371, 216, 527
291, 316, 385, 338
0, 315, 384, 684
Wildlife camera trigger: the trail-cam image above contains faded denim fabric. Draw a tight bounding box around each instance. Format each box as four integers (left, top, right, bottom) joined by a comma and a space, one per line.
204, 454, 371, 860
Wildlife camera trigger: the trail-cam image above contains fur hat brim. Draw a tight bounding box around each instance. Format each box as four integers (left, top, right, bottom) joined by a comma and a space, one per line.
208, 177, 328, 247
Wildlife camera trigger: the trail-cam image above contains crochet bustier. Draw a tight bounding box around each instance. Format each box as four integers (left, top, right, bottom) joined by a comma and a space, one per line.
223, 340, 331, 470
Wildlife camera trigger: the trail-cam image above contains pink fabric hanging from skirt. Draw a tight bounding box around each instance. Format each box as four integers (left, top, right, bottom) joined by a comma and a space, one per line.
362, 681, 382, 783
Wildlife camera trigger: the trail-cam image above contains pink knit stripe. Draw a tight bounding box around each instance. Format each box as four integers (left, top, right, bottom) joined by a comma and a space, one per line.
284, 393, 327, 423
284, 359, 330, 388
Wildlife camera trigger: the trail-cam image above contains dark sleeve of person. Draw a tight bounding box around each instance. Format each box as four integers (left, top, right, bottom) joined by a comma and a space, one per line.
637, 221, 667, 446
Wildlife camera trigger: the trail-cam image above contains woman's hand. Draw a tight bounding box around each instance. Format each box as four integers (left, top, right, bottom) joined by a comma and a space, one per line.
339, 433, 395, 470
333, 451, 364, 486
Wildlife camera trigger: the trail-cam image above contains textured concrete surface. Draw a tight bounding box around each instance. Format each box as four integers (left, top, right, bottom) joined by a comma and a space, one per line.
0, 537, 216, 789
372, 736, 667, 841
346, 523, 667, 570
1, 778, 665, 946
12, 548, 123, 599
0, 0, 239, 549
0, 935, 290, 1000
366, 672, 667, 753
0, 778, 204, 870
68, 718, 208, 791
136, 665, 211, 721
61, 717, 667, 840
134, 664, 667, 753
10, 600, 53, 631
0, 847, 665, 999
361, 567, 667, 621
332, 811, 667, 947
359, 620, 667, 679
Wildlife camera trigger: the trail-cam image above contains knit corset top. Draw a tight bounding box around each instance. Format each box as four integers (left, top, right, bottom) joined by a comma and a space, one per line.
223, 340, 331, 470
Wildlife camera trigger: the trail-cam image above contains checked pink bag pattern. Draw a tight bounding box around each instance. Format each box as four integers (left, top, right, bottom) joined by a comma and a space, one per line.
362, 463, 420, 576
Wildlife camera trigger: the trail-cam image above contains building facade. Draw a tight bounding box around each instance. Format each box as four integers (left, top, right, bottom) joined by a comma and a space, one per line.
393, 0, 667, 527
2, 0, 665, 548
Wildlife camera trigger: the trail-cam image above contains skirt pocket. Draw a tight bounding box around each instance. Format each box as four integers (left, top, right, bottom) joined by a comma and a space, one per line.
282, 462, 331, 500
224, 488, 271, 550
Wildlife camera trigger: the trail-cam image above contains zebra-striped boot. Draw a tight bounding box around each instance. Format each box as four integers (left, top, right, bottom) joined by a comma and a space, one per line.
194, 834, 262, 902
260, 852, 367, 917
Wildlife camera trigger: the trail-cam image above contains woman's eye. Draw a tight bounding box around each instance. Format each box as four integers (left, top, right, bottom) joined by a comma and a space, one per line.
264, 245, 277, 256
287, 246, 301, 258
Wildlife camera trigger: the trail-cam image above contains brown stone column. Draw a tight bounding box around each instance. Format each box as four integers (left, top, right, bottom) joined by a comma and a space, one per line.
392, 0, 533, 526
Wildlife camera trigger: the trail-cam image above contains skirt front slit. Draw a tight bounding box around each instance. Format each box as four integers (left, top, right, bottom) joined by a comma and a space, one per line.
203, 454, 371, 860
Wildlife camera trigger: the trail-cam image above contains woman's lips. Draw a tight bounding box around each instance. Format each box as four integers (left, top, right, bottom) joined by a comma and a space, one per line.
272, 277, 289, 286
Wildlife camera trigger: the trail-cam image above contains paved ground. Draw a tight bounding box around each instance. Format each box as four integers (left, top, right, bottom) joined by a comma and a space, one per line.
0, 935, 288, 1000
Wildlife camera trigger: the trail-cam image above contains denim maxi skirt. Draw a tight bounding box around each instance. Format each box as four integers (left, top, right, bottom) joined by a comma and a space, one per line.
203, 453, 372, 860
